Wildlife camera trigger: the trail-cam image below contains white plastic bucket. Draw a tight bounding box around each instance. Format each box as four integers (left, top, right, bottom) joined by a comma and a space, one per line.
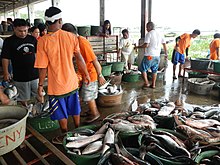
0, 106, 28, 155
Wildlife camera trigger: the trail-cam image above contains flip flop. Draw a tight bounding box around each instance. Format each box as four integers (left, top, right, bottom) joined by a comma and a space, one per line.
142, 84, 150, 89
150, 85, 156, 89
80, 111, 92, 117
52, 135, 65, 145
84, 113, 100, 123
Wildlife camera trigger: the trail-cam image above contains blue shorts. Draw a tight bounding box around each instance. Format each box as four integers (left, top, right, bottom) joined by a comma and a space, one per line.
139, 56, 160, 73
49, 91, 81, 120
172, 51, 185, 65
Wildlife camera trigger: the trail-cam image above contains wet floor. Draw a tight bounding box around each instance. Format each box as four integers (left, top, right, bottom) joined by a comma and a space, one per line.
1, 61, 220, 164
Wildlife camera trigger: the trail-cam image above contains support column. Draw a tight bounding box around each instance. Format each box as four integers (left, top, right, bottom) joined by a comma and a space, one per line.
14, 8, 19, 19
52, 0, 60, 7
27, 3, 34, 25
100, 0, 104, 26
141, 0, 152, 38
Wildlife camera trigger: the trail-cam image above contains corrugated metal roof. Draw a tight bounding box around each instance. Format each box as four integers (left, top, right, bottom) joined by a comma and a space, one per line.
0, 0, 42, 13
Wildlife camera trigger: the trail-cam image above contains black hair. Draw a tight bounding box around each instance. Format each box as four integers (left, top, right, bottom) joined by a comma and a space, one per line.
147, 22, 155, 30
62, 23, 77, 34
122, 29, 129, 34
103, 20, 111, 35
214, 33, 220, 39
13, 18, 28, 27
38, 23, 47, 36
45, 6, 62, 25
29, 26, 39, 33
192, 29, 200, 35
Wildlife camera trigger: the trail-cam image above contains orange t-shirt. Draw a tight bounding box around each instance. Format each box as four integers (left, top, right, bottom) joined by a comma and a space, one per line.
78, 36, 97, 82
177, 33, 191, 54
34, 29, 79, 95
210, 39, 220, 60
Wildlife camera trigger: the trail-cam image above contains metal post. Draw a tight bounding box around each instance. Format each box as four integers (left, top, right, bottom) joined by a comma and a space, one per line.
51, 0, 54, 6
100, 0, 104, 26
148, 0, 152, 22
141, 0, 147, 38
27, 0, 30, 21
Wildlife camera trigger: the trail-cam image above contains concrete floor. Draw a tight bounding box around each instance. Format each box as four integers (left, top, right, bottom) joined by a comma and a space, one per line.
1, 61, 220, 164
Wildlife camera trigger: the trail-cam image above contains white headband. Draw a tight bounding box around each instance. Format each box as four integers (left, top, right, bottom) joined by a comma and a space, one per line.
45, 12, 62, 22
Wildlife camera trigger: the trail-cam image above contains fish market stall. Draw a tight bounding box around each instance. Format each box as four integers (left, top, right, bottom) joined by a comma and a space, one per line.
62, 98, 220, 165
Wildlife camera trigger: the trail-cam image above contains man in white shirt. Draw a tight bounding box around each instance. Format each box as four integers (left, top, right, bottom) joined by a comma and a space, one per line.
118, 29, 135, 70
135, 22, 167, 89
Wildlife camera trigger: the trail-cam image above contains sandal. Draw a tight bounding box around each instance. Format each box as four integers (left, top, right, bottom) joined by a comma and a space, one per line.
84, 113, 100, 124
150, 85, 156, 89
52, 135, 65, 145
80, 111, 92, 117
142, 84, 150, 89
173, 75, 177, 79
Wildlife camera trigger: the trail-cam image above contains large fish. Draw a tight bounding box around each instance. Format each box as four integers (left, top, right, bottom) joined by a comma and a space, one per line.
152, 133, 191, 157
66, 134, 104, 148
157, 102, 175, 116
185, 118, 220, 129
127, 114, 156, 129
102, 127, 114, 155
82, 140, 103, 155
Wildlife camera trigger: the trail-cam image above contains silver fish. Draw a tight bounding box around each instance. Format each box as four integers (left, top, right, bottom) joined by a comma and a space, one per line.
82, 140, 103, 155
66, 134, 104, 148
157, 102, 175, 116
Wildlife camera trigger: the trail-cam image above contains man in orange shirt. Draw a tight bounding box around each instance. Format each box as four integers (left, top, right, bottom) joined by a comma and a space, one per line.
34, 7, 90, 144
172, 29, 200, 79
209, 33, 220, 60
62, 23, 106, 123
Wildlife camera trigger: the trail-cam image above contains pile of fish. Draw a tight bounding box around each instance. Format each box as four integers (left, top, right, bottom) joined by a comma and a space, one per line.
65, 123, 115, 156
63, 98, 220, 164
3, 85, 18, 99
98, 81, 123, 96
28, 100, 50, 118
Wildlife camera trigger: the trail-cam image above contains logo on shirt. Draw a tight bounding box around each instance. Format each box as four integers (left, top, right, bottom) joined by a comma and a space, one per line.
23, 47, 29, 53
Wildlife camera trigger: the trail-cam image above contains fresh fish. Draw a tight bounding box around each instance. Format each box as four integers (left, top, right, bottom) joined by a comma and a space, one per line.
102, 127, 115, 155
157, 102, 175, 116
4, 87, 14, 99
152, 133, 191, 157
146, 142, 173, 157
82, 140, 103, 155
99, 79, 111, 89
202, 126, 220, 137
66, 135, 88, 141
204, 109, 220, 118
110, 153, 137, 165
103, 127, 115, 144
66, 134, 104, 148
95, 122, 110, 134
127, 114, 156, 129
185, 118, 220, 129
153, 130, 186, 148
111, 119, 144, 132
0, 118, 19, 129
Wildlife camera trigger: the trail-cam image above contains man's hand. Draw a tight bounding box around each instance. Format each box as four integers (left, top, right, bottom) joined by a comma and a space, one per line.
83, 74, 91, 85
37, 86, 45, 103
98, 75, 106, 86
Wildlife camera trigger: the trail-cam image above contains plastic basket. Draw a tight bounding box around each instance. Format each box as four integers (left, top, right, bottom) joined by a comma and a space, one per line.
187, 78, 215, 95
190, 58, 210, 70
107, 62, 125, 72
101, 64, 112, 77
122, 73, 140, 82
28, 115, 59, 133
